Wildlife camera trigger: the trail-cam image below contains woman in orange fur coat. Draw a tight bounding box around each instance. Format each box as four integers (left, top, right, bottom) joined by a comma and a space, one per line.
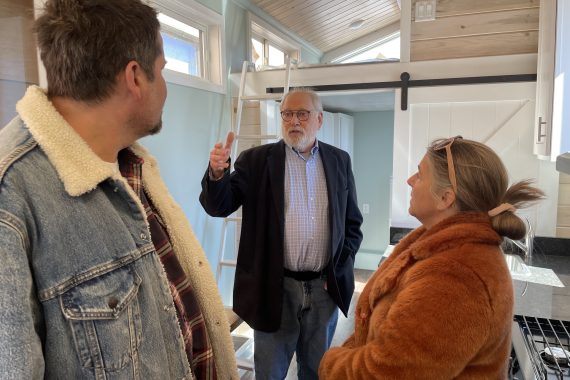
319, 137, 544, 379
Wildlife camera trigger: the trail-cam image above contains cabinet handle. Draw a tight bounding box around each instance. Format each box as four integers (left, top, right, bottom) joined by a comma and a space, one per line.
537, 117, 547, 142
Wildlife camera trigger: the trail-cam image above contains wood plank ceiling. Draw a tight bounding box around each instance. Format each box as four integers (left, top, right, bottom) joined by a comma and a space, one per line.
250, 0, 539, 62
251, 0, 401, 53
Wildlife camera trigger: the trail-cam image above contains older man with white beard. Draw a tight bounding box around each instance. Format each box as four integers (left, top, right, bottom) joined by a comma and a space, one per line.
200, 88, 363, 380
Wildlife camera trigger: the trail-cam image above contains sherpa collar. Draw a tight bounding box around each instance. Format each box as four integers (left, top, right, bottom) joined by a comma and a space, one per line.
16, 86, 153, 196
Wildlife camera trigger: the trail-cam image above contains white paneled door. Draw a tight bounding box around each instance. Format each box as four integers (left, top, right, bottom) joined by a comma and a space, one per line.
391, 82, 560, 236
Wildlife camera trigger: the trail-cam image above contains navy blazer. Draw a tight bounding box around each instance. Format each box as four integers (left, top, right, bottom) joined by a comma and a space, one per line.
200, 140, 363, 332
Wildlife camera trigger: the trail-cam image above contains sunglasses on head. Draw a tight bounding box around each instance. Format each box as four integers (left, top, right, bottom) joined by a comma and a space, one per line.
432, 136, 463, 194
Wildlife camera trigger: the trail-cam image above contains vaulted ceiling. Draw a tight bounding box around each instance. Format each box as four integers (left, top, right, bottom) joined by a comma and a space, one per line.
249, 0, 539, 62
250, 0, 401, 54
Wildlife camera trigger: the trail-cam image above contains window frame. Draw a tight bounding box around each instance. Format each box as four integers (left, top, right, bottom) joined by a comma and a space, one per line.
150, 0, 226, 94
248, 12, 300, 69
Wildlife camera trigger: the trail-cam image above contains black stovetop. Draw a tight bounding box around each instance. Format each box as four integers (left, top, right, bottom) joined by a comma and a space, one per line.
511, 315, 570, 379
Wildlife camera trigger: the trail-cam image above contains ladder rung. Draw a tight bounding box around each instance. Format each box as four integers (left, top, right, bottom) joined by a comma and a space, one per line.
220, 259, 237, 267
241, 94, 283, 101
236, 134, 279, 140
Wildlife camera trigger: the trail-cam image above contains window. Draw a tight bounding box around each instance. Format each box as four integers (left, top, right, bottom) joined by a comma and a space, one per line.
158, 13, 202, 77
251, 36, 287, 68
150, 0, 225, 93
249, 13, 300, 69
334, 33, 400, 64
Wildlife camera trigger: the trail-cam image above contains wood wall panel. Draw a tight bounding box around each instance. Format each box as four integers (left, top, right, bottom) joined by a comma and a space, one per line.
557, 175, 570, 237
559, 184, 570, 205
411, 31, 538, 61
0, 17, 38, 83
0, 0, 38, 83
412, 8, 539, 40
411, 0, 539, 61
556, 227, 570, 238
0, 0, 34, 18
558, 206, 570, 226
434, 0, 539, 17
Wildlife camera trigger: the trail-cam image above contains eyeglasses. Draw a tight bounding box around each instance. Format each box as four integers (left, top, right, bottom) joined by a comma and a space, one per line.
280, 110, 311, 122
432, 136, 463, 194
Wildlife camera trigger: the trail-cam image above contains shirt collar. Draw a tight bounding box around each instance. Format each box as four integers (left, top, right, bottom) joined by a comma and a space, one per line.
287, 139, 320, 159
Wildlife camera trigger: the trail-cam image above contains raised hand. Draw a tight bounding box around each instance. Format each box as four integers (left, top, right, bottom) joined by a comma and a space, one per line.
209, 131, 234, 180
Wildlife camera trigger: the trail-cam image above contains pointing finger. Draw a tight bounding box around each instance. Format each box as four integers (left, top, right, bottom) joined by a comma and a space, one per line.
224, 132, 235, 151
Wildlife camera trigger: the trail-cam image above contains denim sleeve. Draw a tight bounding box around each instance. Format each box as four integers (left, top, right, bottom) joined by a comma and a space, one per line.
0, 221, 45, 379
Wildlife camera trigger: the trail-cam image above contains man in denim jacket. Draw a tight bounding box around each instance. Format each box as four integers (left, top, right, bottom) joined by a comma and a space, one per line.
0, 1, 237, 379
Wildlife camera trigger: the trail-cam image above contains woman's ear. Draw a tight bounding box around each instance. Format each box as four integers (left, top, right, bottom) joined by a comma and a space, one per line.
437, 188, 456, 211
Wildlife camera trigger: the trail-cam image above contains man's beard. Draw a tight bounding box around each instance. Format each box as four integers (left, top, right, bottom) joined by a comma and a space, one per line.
148, 119, 162, 135
283, 128, 314, 152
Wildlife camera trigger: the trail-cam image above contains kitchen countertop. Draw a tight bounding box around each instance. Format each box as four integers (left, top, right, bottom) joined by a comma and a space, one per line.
513, 252, 570, 321
384, 234, 570, 321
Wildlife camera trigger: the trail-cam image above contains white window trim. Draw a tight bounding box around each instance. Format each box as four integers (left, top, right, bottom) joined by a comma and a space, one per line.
150, 0, 226, 94
247, 12, 301, 66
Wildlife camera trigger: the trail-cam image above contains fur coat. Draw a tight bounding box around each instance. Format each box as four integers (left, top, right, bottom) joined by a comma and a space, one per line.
319, 212, 513, 379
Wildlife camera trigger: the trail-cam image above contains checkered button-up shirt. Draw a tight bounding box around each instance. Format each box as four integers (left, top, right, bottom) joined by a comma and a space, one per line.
118, 149, 216, 379
283, 142, 330, 272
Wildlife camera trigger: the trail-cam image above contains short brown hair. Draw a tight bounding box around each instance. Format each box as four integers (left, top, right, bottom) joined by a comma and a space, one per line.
35, 0, 161, 102
427, 138, 544, 240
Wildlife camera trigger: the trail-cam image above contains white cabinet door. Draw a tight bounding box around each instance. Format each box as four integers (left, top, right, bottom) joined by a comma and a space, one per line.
317, 112, 353, 160
336, 113, 354, 159
317, 111, 336, 146
534, 0, 557, 158
260, 100, 282, 142
534, 0, 570, 159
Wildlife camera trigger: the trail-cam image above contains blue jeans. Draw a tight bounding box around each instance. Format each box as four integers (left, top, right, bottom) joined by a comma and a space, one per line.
253, 276, 339, 380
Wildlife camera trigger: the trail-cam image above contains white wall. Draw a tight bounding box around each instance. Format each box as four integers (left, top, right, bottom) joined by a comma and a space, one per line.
391, 82, 559, 237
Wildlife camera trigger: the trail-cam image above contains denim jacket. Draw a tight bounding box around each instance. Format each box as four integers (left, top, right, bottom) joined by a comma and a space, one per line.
0, 86, 238, 380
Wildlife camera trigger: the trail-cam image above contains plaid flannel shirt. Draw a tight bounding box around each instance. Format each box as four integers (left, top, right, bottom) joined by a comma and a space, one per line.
119, 149, 216, 379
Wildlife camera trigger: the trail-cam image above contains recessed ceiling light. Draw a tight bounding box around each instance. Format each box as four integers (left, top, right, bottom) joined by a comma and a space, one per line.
349, 19, 365, 30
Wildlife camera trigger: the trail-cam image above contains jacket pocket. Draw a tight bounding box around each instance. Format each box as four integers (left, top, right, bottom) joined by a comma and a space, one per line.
60, 264, 142, 371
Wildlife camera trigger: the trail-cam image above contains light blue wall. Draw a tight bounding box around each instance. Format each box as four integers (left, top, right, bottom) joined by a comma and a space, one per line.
301, 47, 321, 64
195, 0, 223, 15
352, 111, 394, 269
139, 0, 248, 305
140, 82, 230, 271
224, 0, 323, 66
224, 0, 249, 72
140, 0, 326, 304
